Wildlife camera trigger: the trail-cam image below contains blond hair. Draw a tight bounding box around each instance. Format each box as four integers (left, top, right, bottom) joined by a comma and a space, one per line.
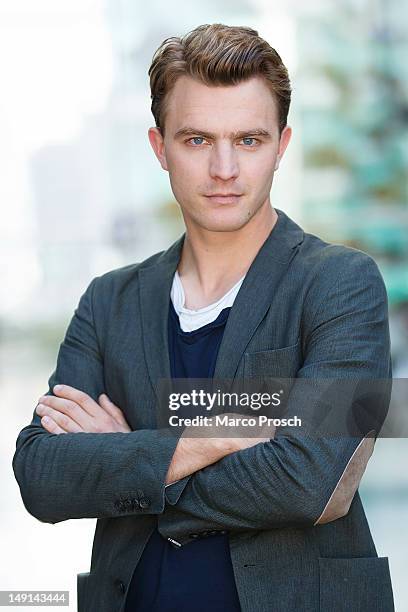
149, 23, 291, 135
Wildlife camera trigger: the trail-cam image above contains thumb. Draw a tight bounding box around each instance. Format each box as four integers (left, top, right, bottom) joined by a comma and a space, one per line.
99, 393, 127, 424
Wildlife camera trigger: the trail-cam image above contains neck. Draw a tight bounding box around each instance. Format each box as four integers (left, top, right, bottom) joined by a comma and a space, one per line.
177, 202, 277, 302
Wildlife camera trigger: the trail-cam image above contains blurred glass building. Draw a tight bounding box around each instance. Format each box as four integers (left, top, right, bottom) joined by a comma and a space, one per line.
294, 1, 408, 373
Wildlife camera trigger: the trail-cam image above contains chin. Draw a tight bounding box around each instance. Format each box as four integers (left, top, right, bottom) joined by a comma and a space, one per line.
196, 211, 253, 233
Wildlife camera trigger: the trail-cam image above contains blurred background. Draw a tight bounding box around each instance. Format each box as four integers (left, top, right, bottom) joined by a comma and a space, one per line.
1, 0, 407, 609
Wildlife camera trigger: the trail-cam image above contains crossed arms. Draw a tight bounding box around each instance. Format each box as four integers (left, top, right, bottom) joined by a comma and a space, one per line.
12, 251, 391, 541
34, 383, 269, 485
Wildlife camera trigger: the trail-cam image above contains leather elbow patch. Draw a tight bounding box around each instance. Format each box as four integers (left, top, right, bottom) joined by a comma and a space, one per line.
314, 433, 375, 525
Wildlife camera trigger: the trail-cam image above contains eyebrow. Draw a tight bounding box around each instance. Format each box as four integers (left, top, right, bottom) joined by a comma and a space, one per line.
174, 127, 272, 140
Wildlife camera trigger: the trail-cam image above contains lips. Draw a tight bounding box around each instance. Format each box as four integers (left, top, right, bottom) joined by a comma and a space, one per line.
206, 193, 242, 197
205, 194, 243, 204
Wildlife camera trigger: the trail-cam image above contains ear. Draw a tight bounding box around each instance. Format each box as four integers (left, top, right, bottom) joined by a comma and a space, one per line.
148, 127, 168, 171
274, 125, 292, 171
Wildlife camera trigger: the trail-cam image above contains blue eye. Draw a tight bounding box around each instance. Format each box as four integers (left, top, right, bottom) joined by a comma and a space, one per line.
242, 137, 256, 146
191, 137, 205, 145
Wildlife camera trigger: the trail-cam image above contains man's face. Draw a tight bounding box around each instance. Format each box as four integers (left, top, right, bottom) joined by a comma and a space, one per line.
149, 75, 291, 233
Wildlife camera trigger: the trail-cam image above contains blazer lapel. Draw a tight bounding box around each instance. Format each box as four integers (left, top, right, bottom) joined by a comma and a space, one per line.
213, 209, 304, 379
138, 235, 185, 397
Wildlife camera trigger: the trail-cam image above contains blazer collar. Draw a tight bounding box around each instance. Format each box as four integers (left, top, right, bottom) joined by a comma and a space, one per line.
138, 208, 304, 391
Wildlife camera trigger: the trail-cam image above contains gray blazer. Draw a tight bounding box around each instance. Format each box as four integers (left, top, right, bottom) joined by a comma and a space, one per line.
13, 209, 395, 611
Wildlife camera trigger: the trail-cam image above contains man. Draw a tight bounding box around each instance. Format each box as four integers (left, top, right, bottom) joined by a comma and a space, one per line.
13, 24, 394, 612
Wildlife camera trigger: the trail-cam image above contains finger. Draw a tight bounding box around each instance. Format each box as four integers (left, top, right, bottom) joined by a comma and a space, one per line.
38, 395, 89, 427
39, 395, 77, 412
36, 404, 82, 433
40, 415, 68, 435
99, 394, 128, 425
52, 384, 99, 416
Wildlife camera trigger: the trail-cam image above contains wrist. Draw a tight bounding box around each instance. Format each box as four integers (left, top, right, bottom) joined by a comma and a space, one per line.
165, 431, 230, 484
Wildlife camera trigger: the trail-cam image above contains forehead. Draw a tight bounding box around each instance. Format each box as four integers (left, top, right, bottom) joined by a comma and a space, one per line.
164, 75, 278, 135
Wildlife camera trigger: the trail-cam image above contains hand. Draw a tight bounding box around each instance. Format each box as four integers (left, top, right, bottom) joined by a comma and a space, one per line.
182, 412, 273, 451
35, 385, 131, 435
213, 412, 275, 453
165, 413, 273, 484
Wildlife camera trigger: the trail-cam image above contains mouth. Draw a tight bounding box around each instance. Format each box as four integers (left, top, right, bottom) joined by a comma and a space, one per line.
204, 194, 243, 205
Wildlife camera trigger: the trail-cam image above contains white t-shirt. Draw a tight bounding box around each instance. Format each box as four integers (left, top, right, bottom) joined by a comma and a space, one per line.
170, 270, 246, 332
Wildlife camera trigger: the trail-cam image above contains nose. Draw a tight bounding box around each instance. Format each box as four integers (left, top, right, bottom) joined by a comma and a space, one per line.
209, 141, 239, 182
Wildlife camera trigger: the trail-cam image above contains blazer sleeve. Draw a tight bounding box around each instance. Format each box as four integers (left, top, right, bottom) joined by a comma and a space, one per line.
12, 277, 180, 524
157, 252, 392, 544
